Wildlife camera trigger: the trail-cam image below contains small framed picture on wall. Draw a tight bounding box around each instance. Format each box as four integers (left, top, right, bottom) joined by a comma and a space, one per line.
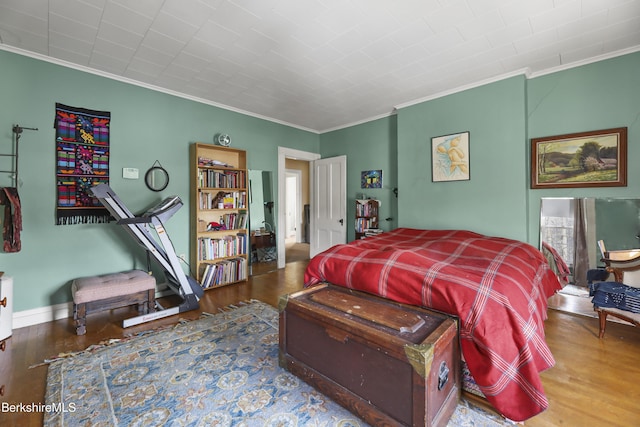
431, 131, 470, 182
361, 169, 383, 188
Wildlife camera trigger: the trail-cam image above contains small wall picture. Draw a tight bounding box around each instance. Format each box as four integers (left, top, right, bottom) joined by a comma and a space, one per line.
361, 169, 382, 188
432, 131, 470, 182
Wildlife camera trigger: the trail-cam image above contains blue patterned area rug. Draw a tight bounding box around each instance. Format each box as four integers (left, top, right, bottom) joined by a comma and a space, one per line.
44, 300, 511, 426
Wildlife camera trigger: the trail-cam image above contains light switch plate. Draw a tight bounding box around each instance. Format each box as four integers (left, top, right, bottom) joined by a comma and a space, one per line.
123, 167, 139, 179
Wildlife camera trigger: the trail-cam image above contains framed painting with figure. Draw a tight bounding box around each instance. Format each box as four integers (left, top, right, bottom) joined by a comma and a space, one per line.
431, 131, 470, 182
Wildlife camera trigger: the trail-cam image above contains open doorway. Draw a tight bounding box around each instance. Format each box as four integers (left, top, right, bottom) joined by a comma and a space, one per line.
277, 147, 319, 268
285, 161, 310, 264
285, 170, 299, 243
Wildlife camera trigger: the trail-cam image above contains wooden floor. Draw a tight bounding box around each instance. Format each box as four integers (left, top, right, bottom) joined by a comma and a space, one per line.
1, 261, 639, 426
250, 241, 310, 276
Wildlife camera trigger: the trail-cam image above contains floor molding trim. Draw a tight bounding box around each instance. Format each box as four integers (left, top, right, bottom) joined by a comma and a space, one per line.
13, 302, 72, 330
11, 283, 174, 330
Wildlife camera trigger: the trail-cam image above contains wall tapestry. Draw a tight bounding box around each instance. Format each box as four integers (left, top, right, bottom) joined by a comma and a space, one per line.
54, 103, 110, 225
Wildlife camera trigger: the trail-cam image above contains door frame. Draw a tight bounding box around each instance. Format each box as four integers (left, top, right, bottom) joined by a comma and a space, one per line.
277, 147, 320, 269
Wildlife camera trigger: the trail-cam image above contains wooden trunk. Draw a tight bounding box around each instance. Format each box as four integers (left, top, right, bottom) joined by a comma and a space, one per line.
279, 284, 460, 427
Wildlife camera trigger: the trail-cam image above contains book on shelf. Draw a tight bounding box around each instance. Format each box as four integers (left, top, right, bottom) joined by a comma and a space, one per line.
356, 200, 379, 216
355, 217, 378, 232
197, 169, 246, 188
198, 191, 247, 209
198, 233, 248, 260
220, 212, 247, 230
223, 195, 235, 209
199, 257, 247, 289
198, 156, 234, 168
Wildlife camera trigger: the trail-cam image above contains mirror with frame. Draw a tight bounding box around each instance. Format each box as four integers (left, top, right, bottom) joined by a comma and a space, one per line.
249, 170, 277, 275
540, 197, 640, 287
145, 161, 169, 192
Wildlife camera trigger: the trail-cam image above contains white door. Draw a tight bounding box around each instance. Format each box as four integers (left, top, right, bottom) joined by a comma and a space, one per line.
310, 155, 347, 257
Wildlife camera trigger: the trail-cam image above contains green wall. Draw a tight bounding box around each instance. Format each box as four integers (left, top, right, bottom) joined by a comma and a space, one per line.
0, 49, 319, 312
595, 199, 640, 251
526, 52, 640, 243
3, 47, 640, 315
320, 116, 399, 241
397, 76, 529, 241
321, 51, 640, 249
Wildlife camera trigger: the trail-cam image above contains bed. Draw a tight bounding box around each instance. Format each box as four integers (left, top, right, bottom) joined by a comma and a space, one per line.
304, 228, 562, 422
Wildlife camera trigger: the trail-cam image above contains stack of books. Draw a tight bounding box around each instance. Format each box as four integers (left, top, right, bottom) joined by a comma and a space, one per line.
364, 228, 383, 238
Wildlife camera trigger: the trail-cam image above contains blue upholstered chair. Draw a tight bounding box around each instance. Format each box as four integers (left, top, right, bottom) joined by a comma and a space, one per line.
592, 250, 640, 338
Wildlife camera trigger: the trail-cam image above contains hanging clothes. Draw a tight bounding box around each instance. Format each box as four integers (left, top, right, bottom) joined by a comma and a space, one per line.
0, 187, 22, 252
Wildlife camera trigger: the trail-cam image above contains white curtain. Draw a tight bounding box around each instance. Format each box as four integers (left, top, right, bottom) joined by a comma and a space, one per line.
573, 199, 590, 287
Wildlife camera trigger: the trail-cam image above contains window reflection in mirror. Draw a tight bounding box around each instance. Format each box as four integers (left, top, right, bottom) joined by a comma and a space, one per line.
249, 170, 277, 275
540, 197, 640, 287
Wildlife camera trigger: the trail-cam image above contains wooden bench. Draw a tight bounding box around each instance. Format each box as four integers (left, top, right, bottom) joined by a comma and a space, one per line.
71, 270, 156, 335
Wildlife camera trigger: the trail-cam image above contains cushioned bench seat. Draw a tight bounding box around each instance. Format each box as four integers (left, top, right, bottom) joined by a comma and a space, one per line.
71, 270, 156, 335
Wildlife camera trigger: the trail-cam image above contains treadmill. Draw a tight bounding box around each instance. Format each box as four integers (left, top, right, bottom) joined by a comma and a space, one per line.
91, 183, 203, 327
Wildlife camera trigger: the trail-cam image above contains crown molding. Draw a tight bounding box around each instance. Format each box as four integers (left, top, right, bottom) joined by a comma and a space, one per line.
393, 68, 532, 112
394, 46, 640, 113
2, 43, 639, 135
528, 45, 640, 78
0, 44, 319, 134
319, 110, 397, 134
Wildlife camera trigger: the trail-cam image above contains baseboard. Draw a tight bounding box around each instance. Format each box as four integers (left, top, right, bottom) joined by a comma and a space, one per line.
13, 302, 73, 329
12, 282, 174, 330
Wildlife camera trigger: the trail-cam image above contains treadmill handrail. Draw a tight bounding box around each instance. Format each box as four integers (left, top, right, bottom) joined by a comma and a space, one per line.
118, 217, 152, 225
90, 183, 198, 298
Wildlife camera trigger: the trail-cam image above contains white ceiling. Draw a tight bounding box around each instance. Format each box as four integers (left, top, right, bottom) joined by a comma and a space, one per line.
1, 0, 639, 133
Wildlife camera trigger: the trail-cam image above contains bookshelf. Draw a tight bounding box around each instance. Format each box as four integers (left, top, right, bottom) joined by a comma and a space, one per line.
190, 143, 249, 289
355, 199, 380, 239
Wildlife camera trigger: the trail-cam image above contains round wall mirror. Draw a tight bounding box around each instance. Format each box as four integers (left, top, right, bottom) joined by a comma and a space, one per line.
145, 162, 169, 192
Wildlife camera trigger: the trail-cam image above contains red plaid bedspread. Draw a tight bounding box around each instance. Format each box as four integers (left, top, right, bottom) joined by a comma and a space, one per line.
304, 228, 562, 422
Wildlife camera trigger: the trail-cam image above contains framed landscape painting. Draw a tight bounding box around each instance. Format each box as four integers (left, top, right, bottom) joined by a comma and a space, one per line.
531, 127, 627, 189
